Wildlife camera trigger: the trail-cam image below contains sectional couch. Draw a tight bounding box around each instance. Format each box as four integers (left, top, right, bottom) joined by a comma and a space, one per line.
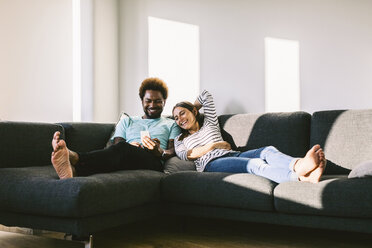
1, 109, 372, 243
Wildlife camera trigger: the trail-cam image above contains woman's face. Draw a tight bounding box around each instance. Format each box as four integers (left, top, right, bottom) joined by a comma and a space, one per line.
173, 106, 197, 131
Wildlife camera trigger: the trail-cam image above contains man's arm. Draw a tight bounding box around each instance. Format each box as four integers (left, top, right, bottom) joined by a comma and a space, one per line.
113, 137, 125, 145
112, 117, 130, 145
161, 139, 176, 160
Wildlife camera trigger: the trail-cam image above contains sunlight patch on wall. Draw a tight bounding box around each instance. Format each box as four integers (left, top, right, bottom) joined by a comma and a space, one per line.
148, 16, 200, 115
265, 37, 300, 112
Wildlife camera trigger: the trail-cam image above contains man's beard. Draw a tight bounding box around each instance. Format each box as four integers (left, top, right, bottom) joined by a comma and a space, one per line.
144, 108, 162, 119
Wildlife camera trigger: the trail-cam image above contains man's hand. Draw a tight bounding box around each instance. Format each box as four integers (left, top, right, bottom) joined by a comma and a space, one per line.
142, 136, 163, 157
113, 137, 125, 145
129, 141, 142, 147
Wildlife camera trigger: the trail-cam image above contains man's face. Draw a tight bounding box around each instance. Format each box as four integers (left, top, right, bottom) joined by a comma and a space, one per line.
142, 90, 165, 119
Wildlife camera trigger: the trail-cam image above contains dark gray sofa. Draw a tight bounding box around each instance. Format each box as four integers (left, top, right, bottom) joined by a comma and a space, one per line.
1, 109, 372, 242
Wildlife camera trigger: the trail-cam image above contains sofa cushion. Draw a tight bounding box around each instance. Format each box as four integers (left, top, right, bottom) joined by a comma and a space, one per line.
348, 160, 372, 178
274, 176, 372, 218
162, 171, 277, 212
218, 112, 311, 157
59, 122, 115, 152
0, 166, 164, 218
0, 122, 64, 168
310, 110, 372, 174
163, 156, 196, 174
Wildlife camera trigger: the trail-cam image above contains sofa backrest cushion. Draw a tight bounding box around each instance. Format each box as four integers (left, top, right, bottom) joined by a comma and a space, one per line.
218, 111, 311, 158
59, 122, 115, 152
0, 122, 64, 168
310, 109, 372, 174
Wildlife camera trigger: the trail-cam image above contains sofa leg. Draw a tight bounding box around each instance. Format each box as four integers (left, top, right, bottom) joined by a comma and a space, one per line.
84, 235, 93, 248
0, 225, 93, 247
65, 233, 93, 248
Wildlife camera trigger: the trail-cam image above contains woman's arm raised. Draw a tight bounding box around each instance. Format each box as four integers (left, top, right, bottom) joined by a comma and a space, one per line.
194, 99, 202, 111
194, 90, 219, 126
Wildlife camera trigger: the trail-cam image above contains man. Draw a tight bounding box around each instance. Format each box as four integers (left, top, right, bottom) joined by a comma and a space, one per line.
51, 78, 180, 179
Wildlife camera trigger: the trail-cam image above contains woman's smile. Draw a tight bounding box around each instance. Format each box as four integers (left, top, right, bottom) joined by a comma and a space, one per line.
180, 119, 188, 128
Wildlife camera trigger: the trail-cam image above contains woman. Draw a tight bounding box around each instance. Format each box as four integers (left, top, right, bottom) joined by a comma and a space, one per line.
172, 90, 326, 183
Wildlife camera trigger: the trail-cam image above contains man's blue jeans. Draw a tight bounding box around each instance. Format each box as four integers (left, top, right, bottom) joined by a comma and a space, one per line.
204, 146, 298, 183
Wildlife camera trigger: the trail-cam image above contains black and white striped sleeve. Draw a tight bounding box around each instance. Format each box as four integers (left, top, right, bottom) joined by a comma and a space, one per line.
174, 135, 188, 161
196, 90, 219, 126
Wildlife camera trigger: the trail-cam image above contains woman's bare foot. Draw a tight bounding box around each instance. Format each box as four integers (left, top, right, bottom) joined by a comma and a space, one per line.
299, 167, 323, 183
299, 149, 327, 183
294, 145, 322, 177
51, 132, 74, 179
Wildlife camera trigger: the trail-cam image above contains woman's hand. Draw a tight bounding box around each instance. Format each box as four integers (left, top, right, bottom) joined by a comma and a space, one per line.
213, 141, 231, 150
186, 141, 231, 160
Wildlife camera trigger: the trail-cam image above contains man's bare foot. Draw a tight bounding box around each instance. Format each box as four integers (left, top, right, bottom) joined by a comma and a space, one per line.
52, 131, 79, 167
51, 139, 74, 179
294, 145, 322, 177
52, 131, 61, 151
299, 149, 327, 183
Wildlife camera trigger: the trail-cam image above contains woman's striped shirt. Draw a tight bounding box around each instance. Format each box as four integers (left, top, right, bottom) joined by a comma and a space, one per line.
174, 90, 232, 172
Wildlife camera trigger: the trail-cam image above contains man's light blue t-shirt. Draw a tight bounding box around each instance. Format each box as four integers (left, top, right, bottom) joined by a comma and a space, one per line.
112, 116, 181, 150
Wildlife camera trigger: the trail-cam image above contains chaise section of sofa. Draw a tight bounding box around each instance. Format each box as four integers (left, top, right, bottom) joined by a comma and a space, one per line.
0, 167, 165, 237
0, 121, 165, 238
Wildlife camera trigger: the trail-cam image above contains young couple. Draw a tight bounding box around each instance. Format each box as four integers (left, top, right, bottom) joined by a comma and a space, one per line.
52, 78, 326, 183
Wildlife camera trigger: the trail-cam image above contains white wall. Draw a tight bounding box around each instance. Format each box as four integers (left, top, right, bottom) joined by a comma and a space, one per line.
1, 0, 371, 122
0, 0, 73, 122
93, 0, 119, 122
119, 0, 372, 115
119, 0, 149, 116
0, 0, 120, 123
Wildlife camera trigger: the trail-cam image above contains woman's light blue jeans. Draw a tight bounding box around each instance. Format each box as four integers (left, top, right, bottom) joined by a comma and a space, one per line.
204, 146, 299, 183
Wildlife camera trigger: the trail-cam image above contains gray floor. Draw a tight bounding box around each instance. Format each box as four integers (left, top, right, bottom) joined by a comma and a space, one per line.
1, 217, 372, 248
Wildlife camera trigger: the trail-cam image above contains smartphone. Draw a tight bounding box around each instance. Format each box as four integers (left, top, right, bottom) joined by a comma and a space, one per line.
140, 130, 150, 143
